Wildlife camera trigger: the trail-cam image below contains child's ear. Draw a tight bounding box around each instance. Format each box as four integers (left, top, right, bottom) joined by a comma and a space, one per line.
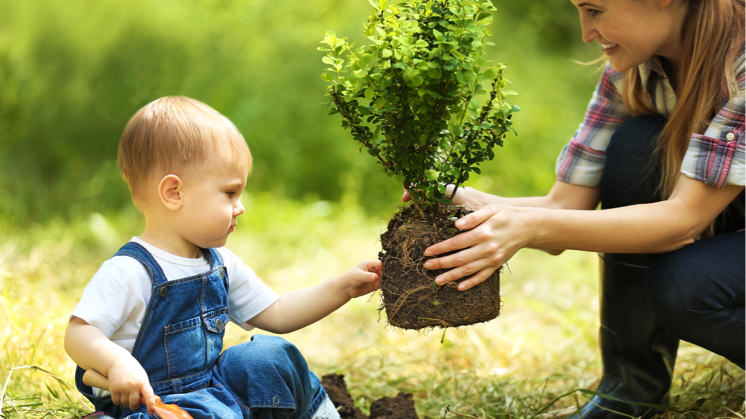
158, 174, 184, 210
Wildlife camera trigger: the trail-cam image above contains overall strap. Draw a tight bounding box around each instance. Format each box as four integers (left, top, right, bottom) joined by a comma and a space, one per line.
204, 247, 224, 270
113, 242, 168, 286
203, 247, 229, 292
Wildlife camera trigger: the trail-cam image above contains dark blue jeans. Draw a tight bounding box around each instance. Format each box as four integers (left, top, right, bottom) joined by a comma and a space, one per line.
648, 231, 744, 366
601, 114, 745, 367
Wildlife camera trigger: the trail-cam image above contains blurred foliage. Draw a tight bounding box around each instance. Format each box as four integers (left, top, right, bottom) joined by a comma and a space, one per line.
0, 0, 596, 225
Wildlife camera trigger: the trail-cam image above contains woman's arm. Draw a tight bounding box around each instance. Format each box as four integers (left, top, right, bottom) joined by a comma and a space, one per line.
424, 176, 743, 290
406, 181, 600, 211
453, 181, 600, 211
529, 178, 741, 252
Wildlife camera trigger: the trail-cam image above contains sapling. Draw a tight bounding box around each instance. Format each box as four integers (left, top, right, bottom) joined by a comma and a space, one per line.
320, 0, 517, 328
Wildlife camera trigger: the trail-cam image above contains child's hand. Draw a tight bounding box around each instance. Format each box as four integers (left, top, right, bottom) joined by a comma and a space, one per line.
106, 355, 156, 413
343, 260, 382, 298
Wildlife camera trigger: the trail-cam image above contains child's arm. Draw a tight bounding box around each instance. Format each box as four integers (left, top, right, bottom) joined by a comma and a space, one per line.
64, 316, 156, 413
247, 260, 381, 333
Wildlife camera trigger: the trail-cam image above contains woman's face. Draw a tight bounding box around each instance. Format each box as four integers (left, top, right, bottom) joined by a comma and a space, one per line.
571, 0, 688, 72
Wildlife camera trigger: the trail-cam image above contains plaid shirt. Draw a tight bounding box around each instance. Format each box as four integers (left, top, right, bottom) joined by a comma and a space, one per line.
556, 54, 745, 188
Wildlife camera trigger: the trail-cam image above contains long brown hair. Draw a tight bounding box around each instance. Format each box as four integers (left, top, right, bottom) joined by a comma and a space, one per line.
621, 0, 745, 197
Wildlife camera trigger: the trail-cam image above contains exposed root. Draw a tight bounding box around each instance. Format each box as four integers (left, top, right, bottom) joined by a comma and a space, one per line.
387, 285, 433, 320
379, 204, 501, 330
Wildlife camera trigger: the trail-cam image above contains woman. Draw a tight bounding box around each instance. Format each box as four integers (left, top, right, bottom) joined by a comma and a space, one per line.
415, 0, 744, 417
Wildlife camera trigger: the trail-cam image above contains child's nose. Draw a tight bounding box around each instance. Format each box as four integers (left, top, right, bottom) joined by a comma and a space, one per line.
234, 200, 245, 216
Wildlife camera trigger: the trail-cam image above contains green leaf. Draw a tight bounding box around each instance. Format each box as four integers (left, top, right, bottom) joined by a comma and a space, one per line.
476, 11, 492, 23
425, 169, 440, 181
415, 39, 429, 48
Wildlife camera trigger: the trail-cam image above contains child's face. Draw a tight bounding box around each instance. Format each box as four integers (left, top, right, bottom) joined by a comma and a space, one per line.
571, 0, 686, 72
176, 151, 249, 251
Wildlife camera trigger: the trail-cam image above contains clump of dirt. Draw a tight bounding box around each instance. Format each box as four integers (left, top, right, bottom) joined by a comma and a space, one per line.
322, 374, 419, 419
321, 374, 367, 419
369, 393, 418, 419
378, 203, 501, 329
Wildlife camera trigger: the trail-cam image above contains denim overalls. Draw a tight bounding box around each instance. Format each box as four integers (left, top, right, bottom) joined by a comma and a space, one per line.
75, 242, 328, 418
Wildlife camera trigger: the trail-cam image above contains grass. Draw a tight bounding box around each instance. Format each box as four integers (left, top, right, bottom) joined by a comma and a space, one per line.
1, 194, 743, 418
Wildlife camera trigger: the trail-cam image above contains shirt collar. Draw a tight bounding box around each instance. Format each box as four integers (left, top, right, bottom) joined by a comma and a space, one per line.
637, 56, 677, 117
637, 55, 669, 90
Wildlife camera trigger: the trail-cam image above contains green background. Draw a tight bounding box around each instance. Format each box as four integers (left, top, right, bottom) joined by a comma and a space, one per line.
0, 0, 597, 225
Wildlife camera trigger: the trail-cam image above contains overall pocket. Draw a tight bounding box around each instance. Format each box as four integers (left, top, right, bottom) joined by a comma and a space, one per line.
202, 311, 228, 363
163, 311, 228, 378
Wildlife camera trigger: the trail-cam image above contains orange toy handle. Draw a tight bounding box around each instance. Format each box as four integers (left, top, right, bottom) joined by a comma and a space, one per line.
82, 369, 193, 419
150, 395, 193, 419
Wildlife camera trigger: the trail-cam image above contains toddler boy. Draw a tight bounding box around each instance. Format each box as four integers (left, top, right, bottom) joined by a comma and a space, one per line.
64, 96, 381, 418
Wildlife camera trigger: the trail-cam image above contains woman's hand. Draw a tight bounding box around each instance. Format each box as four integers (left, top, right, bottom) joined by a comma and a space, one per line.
423, 204, 532, 290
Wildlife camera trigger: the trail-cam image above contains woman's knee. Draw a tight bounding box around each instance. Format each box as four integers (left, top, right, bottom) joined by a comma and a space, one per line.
600, 114, 666, 209
606, 115, 666, 164
646, 232, 746, 329
646, 233, 745, 365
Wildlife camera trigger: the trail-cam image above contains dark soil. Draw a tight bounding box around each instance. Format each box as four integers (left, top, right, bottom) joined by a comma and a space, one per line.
322, 374, 418, 419
378, 203, 501, 329
369, 393, 418, 419
321, 374, 367, 419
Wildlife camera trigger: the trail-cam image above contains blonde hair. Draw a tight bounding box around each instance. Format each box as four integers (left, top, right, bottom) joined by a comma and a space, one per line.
621, 0, 745, 197
118, 96, 251, 200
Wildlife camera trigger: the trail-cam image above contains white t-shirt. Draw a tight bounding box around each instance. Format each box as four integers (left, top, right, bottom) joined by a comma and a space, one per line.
71, 237, 279, 353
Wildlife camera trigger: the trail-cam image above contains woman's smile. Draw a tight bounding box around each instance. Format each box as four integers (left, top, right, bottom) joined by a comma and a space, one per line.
600, 42, 619, 55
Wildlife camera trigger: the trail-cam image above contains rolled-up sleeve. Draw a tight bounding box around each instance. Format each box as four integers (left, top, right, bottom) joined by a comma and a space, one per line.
681, 60, 745, 187
556, 65, 630, 187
